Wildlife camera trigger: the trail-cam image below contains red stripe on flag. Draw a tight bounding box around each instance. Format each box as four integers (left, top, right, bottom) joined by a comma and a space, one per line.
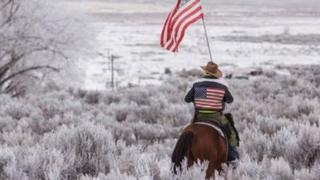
195, 105, 223, 110
167, 7, 203, 51
171, 0, 201, 24
207, 92, 224, 97
160, 11, 173, 46
195, 101, 222, 107
172, 12, 203, 52
207, 96, 224, 101
196, 99, 222, 104
166, 4, 201, 50
160, 0, 181, 47
195, 98, 221, 103
160, 0, 203, 52
207, 89, 225, 94
164, 4, 203, 50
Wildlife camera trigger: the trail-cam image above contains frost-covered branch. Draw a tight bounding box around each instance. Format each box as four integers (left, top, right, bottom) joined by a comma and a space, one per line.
0, 65, 59, 86
0, 0, 90, 96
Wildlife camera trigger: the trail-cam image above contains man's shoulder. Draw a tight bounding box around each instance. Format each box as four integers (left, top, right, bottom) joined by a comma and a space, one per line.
193, 78, 230, 89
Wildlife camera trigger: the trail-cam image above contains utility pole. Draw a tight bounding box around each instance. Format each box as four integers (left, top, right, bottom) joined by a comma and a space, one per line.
110, 54, 120, 90
111, 55, 114, 90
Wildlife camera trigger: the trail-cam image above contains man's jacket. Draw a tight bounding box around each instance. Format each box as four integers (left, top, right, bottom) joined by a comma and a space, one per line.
185, 77, 233, 112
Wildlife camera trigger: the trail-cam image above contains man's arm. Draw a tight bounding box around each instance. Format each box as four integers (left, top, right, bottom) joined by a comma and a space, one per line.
184, 86, 194, 103
224, 88, 234, 103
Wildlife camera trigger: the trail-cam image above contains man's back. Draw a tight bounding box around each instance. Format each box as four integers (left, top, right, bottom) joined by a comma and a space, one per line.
185, 77, 233, 112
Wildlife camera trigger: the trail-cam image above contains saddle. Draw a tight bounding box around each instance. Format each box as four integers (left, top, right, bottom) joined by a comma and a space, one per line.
193, 119, 225, 138
192, 113, 240, 145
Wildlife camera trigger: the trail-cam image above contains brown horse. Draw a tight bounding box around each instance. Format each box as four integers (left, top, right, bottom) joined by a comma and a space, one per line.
171, 123, 228, 179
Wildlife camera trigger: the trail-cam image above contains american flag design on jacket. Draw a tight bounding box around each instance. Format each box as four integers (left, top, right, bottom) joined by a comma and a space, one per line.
184, 78, 234, 111
194, 87, 225, 110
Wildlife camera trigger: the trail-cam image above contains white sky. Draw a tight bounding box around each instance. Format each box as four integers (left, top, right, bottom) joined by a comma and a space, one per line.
94, 0, 320, 8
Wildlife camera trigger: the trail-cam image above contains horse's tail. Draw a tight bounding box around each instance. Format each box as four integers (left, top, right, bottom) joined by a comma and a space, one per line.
171, 131, 194, 174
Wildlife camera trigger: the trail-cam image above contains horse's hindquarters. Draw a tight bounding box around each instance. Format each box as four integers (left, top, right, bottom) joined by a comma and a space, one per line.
182, 124, 228, 177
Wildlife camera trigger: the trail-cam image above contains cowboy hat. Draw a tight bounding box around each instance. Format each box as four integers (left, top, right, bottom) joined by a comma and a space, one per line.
200, 61, 223, 78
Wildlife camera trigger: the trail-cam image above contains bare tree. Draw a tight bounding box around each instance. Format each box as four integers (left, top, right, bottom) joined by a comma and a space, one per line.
0, 0, 87, 96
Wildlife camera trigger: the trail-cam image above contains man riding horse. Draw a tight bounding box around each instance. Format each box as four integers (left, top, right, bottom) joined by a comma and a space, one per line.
184, 61, 240, 164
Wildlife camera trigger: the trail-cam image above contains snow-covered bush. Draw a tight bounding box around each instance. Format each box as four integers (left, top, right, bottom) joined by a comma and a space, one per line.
0, 65, 319, 179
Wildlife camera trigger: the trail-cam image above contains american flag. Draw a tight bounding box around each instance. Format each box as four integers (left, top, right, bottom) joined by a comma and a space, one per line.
194, 87, 225, 110
160, 0, 204, 52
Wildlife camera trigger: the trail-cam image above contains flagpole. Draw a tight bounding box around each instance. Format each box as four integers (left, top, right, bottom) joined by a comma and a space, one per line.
201, 16, 213, 62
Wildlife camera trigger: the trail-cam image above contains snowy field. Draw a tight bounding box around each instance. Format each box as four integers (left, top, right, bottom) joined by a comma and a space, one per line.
0, 66, 319, 179
78, 1, 320, 90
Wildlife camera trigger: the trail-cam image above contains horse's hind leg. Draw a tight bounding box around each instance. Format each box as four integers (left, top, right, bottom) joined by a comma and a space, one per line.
205, 162, 216, 180
187, 157, 194, 168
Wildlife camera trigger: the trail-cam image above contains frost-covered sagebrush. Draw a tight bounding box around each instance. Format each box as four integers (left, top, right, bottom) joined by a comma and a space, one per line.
0, 65, 319, 179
